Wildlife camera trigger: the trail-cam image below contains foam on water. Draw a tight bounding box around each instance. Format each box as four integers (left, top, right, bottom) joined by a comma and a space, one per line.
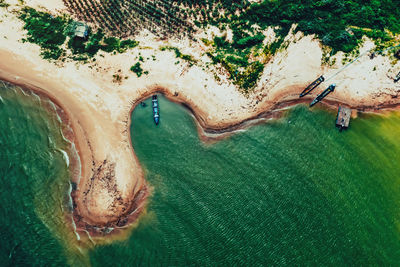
58, 149, 70, 167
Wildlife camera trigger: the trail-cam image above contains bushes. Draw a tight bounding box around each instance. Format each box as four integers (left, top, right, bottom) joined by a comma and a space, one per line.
18, 8, 139, 61
41, 47, 64, 60
85, 30, 104, 56
244, 0, 400, 53
102, 37, 120, 52
235, 61, 264, 92
19, 7, 68, 59
19, 7, 67, 48
225, 55, 248, 67
130, 62, 143, 77
97, 36, 139, 53
161, 46, 196, 64
68, 37, 86, 54
120, 40, 139, 50
233, 34, 264, 49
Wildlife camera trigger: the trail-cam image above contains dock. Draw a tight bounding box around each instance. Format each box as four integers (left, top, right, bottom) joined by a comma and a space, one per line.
336, 106, 351, 130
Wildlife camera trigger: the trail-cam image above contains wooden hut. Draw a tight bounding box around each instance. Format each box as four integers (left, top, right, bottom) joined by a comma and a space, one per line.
74, 23, 89, 39
336, 106, 351, 130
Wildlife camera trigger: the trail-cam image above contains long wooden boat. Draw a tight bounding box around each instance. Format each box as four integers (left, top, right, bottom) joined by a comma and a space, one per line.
152, 95, 160, 125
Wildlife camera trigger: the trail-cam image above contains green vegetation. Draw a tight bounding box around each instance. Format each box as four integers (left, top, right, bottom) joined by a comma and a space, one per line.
130, 62, 143, 77
190, 0, 400, 92
0, 0, 10, 8
161, 46, 196, 65
18, 7, 139, 61
172, 0, 400, 54
63, 0, 195, 37
101, 37, 139, 53
61, 0, 400, 92
242, 0, 400, 53
19, 7, 68, 60
18, 1, 400, 92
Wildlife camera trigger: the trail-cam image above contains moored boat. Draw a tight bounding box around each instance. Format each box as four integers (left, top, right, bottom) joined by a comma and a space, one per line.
152, 95, 160, 125
310, 84, 336, 107
299, 75, 325, 97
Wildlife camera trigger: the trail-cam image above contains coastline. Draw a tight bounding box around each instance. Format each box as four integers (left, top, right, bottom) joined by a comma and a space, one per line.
0, 1, 399, 241
1, 59, 400, 239
136, 87, 400, 144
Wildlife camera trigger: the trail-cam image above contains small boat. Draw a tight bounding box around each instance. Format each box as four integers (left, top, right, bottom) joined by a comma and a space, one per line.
152, 95, 160, 125
310, 84, 336, 107
299, 75, 325, 97
395, 71, 400, 83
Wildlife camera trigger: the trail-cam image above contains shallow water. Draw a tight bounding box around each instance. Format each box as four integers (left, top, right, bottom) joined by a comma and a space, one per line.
1, 86, 400, 265
90, 96, 400, 266
0, 82, 86, 266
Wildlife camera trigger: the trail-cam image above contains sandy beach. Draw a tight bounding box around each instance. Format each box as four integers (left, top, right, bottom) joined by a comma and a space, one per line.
0, 1, 399, 239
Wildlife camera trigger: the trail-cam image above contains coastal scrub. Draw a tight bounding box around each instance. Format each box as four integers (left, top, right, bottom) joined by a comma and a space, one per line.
130, 62, 144, 77
18, 7, 139, 61
160, 46, 196, 65
19, 7, 68, 60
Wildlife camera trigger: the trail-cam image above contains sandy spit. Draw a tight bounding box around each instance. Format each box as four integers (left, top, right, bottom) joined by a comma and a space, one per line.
0, 1, 399, 239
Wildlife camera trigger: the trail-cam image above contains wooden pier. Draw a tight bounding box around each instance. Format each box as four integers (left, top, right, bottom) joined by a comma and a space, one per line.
336, 106, 351, 130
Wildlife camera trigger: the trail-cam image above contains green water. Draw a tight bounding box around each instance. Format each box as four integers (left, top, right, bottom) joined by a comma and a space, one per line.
2, 85, 400, 265
0, 82, 85, 266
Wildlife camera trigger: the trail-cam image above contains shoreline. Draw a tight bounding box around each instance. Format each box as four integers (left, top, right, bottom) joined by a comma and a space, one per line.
0, 75, 150, 238
1, 70, 400, 239
2, 55, 400, 236
134, 87, 400, 143
0, 1, 399, 240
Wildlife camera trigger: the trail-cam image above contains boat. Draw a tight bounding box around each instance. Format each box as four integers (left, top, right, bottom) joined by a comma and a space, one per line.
152, 95, 160, 125
310, 84, 336, 107
299, 75, 325, 97
395, 71, 400, 83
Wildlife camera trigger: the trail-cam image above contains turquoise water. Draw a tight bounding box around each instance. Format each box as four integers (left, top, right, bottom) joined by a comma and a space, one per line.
0, 82, 85, 266
2, 84, 400, 265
